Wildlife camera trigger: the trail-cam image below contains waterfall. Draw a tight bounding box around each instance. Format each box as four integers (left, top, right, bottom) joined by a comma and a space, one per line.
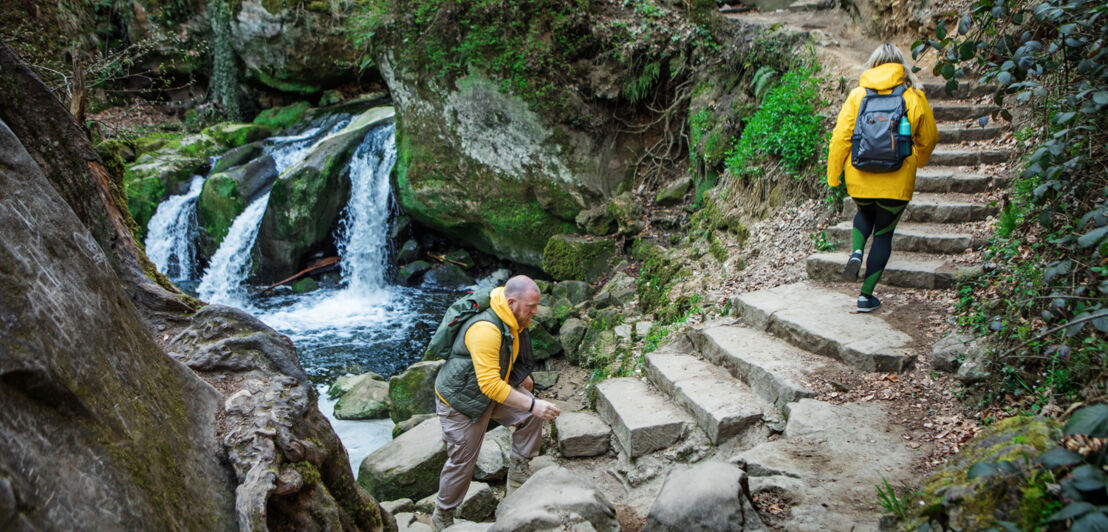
335, 124, 397, 295
144, 175, 206, 280
194, 117, 351, 306
196, 192, 270, 306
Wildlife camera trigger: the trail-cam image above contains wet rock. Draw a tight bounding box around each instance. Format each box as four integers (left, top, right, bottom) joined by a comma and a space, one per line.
552, 280, 593, 305
397, 260, 432, 285
393, 413, 436, 439
541, 235, 617, 282
555, 412, 611, 458
474, 426, 512, 481
445, 249, 475, 269
359, 417, 447, 502
423, 263, 475, 288
576, 204, 617, 236
644, 461, 765, 531
334, 372, 390, 420
389, 360, 445, 423
656, 177, 691, 206
397, 239, 421, 264
329, 371, 384, 399
490, 466, 618, 532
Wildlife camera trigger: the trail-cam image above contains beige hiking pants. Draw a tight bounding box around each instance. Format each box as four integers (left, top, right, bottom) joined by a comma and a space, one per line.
435, 393, 542, 510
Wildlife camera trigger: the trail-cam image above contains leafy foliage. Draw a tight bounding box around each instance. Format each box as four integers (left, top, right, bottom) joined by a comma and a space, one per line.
723, 62, 826, 179
920, 0, 1108, 404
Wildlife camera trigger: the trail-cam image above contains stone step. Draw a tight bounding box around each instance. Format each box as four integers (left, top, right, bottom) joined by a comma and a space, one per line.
928, 147, 1011, 166
732, 282, 916, 372
921, 82, 996, 100
931, 102, 999, 121
689, 325, 849, 408
644, 352, 770, 445
826, 221, 983, 254
915, 169, 997, 193
806, 251, 983, 290
904, 193, 999, 223
937, 125, 1005, 143
595, 377, 691, 458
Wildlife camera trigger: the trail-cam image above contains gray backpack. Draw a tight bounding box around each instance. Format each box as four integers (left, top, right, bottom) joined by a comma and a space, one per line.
851, 85, 912, 173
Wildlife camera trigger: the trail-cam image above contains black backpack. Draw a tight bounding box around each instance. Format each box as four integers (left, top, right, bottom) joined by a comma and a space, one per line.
851, 85, 912, 173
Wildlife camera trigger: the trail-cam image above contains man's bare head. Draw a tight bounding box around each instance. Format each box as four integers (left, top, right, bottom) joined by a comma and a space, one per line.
504, 275, 540, 328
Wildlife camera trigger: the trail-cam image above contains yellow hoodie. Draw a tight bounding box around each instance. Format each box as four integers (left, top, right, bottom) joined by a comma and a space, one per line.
462, 287, 520, 403
827, 63, 939, 201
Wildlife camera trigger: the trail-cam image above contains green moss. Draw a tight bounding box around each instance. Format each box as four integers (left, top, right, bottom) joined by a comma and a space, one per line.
253, 102, 313, 131
709, 235, 728, 263
253, 68, 324, 94
634, 241, 692, 324
125, 176, 166, 241
197, 174, 245, 247
203, 123, 272, 148
541, 235, 616, 282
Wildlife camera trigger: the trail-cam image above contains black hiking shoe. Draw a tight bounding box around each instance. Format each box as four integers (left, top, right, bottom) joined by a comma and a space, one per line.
857, 294, 881, 313
841, 251, 863, 281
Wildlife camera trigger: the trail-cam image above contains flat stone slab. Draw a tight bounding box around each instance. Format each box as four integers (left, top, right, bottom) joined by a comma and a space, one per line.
690, 325, 850, 408
555, 411, 611, 458
807, 251, 983, 290
929, 148, 1011, 166
595, 378, 691, 458
826, 221, 980, 254
733, 282, 916, 372
903, 193, 999, 223
937, 125, 1004, 143
922, 82, 996, 99
645, 353, 769, 444
930, 102, 999, 121
734, 399, 921, 531
910, 170, 996, 193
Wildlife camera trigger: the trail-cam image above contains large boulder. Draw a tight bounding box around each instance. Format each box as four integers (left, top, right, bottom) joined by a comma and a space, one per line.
541, 235, 617, 282
644, 461, 765, 531
334, 372, 391, 420
474, 426, 512, 481
197, 154, 278, 255
359, 417, 447, 502
230, 1, 363, 94
255, 106, 396, 280
558, 318, 588, 361
389, 360, 445, 423
490, 466, 619, 532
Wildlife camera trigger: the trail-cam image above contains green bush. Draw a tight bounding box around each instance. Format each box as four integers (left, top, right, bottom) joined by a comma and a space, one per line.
724, 63, 825, 179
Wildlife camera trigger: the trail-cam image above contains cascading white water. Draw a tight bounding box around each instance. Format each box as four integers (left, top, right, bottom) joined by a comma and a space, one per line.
335, 124, 398, 295
196, 192, 270, 306
195, 118, 351, 306
144, 175, 206, 280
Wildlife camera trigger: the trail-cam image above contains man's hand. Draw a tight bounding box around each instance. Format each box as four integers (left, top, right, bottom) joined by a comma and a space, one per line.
530, 398, 560, 420
521, 375, 534, 393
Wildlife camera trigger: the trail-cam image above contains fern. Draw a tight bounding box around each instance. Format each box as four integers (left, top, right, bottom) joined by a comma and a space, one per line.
751, 66, 778, 103
623, 61, 661, 103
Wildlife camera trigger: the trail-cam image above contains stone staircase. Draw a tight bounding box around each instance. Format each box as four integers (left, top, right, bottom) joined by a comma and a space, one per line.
807, 82, 1009, 290
573, 82, 1005, 529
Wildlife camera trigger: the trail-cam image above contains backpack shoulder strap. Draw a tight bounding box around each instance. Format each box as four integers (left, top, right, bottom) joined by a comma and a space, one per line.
891, 84, 907, 96
864, 88, 876, 96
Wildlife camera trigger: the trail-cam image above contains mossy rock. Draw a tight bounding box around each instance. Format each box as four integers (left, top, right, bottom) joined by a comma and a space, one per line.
253, 102, 313, 131
575, 204, 616, 236
559, 317, 587, 361
397, 239, 420, 264
907, 416, 1062, 531
210, 141, 265, 174
552, 280, 593, 305
388, 360, 444, 423
396, 260, 432, 285
196, 174, 245, 253
97, 138, 136, 164
422, 263, 474, 287
292, 277, 319, 293
125, 176, 167, 241
334, 374, 390, 420
607, 192, 644, 236
541, 235, 616, 283
655, 177, 691, 206
551, 298, 574, 328
530, 323, 562, 361
444, 249, 475, 269
203, 123, 272, 149
125, 152, 209, 197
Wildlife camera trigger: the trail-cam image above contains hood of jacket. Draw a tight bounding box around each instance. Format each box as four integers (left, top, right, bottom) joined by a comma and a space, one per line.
859, 63, 907, 91
488, 286, 520, 334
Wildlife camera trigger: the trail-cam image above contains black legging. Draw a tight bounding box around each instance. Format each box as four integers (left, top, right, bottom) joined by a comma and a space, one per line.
851, 198, 908, 296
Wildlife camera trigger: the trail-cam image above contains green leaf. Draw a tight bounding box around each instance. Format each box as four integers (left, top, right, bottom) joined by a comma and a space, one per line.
937, 20, 947, 40
1043, 260, 1073, 283
1094, 92, 1108, 105
942, 63, 955, 80
998, 72, 1013, 85
1066, 404, 1108, 437
1060, 23, 1077, 36
1071, 464, 1107, 491
1078, 226, 1108, 248
1038, 447, 1084, 468
960, 41, 977, 60
1073, 511, 1108, 532
1056, 111, 1077, 124
959, 14, 972, 35
1050, 502, 1096, 522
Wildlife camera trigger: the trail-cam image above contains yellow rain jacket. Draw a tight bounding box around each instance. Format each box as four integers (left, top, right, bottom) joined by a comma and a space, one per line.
827, 63, 939, 201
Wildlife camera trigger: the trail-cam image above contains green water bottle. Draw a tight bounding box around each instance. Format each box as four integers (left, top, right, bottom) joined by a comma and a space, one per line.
898, 115, 911, 157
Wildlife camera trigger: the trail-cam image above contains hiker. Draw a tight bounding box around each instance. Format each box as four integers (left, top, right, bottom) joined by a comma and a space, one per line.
826, 43, 938, 312
430, 275, 561, 531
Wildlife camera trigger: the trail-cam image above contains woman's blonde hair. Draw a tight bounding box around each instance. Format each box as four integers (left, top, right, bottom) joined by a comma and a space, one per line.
866, 43, 921, 88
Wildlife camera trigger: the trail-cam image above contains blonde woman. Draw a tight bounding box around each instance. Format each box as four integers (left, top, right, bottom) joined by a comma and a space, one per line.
827, 43, 939, 312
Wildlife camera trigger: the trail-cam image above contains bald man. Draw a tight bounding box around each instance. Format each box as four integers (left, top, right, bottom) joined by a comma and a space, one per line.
430, 275, 561, 531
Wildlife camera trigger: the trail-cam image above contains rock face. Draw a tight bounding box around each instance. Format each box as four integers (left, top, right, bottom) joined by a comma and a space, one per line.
0, 114, 235, 530
491, 466, 619, 532
169, 305, 390, 530
0, 43, 391, 531
644, 462, 765, 531
256, 106, 396, 280
359, 417, 447, 502
230, 1, 362, 94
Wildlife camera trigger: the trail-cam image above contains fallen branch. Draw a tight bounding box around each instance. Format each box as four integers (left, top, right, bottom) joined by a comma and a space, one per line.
260, 256, 340, 294
426, 253, 468, 268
